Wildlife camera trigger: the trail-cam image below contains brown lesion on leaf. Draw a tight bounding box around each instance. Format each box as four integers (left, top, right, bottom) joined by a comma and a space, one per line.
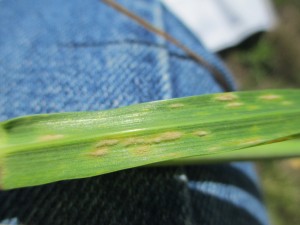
123, 138, 147, 147
124, 132, 183, 147
40, 134, 65, 141
90, 139, 120, 157
133, 145, 151, 156
90, 147, 109, 157
226, 102, 244, 108
193, 130, 210, 137
169, 103, 185, 108
208, 146, 220, 152
215, 93, 238, 101
153, 131, 183, 143
241, 138, 263, 146
259, 94, 282, 100
96, 139, 119, 147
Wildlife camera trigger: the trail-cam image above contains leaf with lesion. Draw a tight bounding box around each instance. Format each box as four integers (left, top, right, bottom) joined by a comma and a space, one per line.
0, 89, 299, 190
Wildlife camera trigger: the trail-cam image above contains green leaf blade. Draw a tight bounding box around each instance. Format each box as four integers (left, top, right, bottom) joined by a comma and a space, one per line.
0, 89, 300, 190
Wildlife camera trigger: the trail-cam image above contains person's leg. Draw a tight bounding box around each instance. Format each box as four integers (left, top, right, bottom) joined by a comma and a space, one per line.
0, 1, 269, 224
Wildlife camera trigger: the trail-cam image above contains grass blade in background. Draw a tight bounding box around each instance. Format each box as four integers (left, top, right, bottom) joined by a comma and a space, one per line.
0, 89, 299, 190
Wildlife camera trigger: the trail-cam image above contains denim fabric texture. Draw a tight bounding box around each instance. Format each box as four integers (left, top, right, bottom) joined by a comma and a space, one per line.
0, 0, 270, 225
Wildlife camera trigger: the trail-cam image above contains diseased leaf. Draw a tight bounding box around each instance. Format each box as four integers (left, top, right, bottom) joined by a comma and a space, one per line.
0, 89, 299, 190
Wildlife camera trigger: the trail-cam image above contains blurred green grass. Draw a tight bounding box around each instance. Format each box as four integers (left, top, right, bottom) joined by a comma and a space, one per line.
220, 1, 300, 225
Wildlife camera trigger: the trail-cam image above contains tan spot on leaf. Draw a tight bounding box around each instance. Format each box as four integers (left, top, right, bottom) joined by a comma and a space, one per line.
215, 93, 238, 101
161, 152, 183, 160
194, 130, 209, 137
123, 138, 146, 146
169, 103, 184, 108
167, 152, 182, 158
40, 134, 64, 141
142, 107, 151, 112
134, 146, 150, 156
242, 138, 263, 146
259, 94, 281, 100
153, 131, 183, 143
226, 102, 244, 108
96, 139, 119, 147
208, 146, 220, 152
90, 147, 108, 157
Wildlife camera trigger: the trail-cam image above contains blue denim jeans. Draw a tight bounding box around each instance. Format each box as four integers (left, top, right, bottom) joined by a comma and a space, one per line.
0, 1, 270, 224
